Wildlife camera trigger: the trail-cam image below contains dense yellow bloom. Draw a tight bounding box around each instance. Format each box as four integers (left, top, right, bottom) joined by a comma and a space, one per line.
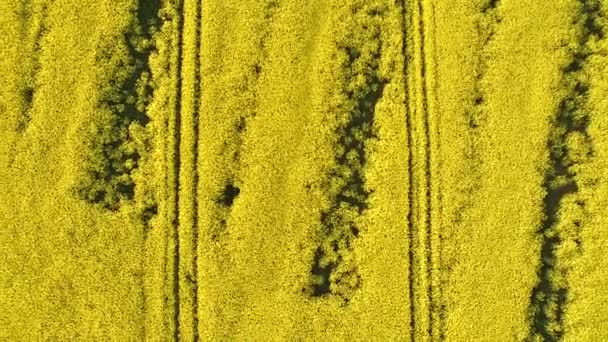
1, 0, 608, 340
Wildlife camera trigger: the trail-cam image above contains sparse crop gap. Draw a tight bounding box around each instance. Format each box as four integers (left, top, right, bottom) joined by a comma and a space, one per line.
218, 183, 240, 208
474, 94, 484, 105
581, 0, 604, 39
208, 1, 274, 249
349, 224, 359, 238
528, 1, 603, 340
255, 0, 281, 76
435, 1, 503, 337
73, 0, 163, 211
488, 0, 499, 8
529, 109, 584, 339
142, 203, 159, 223
209, 180, 240, 242
306, 5, 386, 304
478, 0, 502, 46
15, 1, 31, 132
310, 247, 333, 297
481, 0, 500, 13
17, 0, 32, 29
16, 86, 35, 132
574, 234, 582, 248
454, 0, 503, 225
208, 218, 227, 244
236, 116, 247, 133
217, 0, 276, 212
529, 234, 564, 339
16, 2, 50, 133
264, 0, 279, 20
21, 84, 34, 103
137, 0, 162, 40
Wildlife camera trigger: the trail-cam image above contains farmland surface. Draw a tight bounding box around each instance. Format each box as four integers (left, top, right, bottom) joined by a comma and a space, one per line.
1, 0, 608, 340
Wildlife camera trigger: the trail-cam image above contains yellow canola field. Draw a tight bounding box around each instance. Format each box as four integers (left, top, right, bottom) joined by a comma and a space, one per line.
1, 0, 608, 340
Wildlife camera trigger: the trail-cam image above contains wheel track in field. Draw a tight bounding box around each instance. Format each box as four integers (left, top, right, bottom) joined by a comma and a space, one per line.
191, 0, 202, 339
528, 1, 603, 340
172, 0, 185, 339
170, 0, 205, 339
406, 0, 442, 339
420, 2, 449, 339
420, 1, 445, 339
416, 0, 434, 338
398, 1, 416, 338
